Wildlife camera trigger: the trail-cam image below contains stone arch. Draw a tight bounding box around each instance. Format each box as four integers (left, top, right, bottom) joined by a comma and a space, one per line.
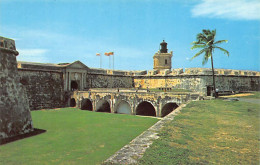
161, 102, 179, 117
71, 81, 78, 91
70, 98, 76, 107
96, 99, 111, 113
114, 100, 131, 115
81, 98, 93, 111
136, 101, 156, 117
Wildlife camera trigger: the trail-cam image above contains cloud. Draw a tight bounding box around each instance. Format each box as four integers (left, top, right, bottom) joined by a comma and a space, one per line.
17, 49, 49, 63
191, 0, 260, 20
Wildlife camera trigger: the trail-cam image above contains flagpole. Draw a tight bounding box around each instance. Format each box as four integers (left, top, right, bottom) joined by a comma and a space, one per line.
109, 55, 111, 69
113, 53, 114, 70
96, 53, 101, 68
100, 53, 102, 68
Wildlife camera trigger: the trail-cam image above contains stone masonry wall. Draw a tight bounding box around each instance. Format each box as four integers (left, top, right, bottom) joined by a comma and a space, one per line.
86, 74, 134, 88
0, 37, 33, 140
201, 75, 260, 92
18, 69, 65, 110
134, 76, 203, 91
134, 75, 260, 95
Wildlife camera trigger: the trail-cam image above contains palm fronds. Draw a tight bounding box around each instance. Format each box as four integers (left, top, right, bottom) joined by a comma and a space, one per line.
191, 29, 229, 65
190, 29, 229, 98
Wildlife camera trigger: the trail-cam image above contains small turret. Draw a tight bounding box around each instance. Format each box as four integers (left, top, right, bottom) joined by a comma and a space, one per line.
160, 40, 168, 53
153, 40, 172, 70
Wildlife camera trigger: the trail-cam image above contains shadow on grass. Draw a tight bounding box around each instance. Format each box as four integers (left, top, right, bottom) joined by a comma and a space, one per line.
0, 128, 46, 145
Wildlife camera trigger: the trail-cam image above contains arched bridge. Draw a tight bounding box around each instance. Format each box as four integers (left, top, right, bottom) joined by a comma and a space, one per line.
70, 89, 201, 117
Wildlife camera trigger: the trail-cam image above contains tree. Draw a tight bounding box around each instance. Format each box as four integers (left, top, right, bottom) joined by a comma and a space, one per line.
191, 29, 229, 97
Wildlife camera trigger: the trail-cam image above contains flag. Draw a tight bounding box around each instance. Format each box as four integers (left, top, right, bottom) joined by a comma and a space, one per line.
109, 52, 114, 55
96, 53, 100, 56
104, 52, 110, 56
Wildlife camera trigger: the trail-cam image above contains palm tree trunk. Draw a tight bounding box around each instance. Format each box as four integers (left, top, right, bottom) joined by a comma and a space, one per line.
210, 54, 216, 98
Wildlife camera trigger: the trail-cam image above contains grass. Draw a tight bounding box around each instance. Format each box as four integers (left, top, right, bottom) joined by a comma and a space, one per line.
0, 108, 159, 165
139, 99, 260, 165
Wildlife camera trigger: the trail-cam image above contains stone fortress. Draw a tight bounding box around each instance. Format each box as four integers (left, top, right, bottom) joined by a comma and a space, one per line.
1, 36, 259, 112
1, 36, 259, 140
15, 39, 260, 111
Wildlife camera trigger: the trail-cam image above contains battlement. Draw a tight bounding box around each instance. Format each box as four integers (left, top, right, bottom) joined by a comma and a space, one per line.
88, 67, 134, 76
17, 58, 259, 77
134, 68, 260, 77
183, 68, 260, 76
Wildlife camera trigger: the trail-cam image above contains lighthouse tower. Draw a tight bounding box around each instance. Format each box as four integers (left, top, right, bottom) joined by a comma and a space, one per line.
153, 40, 172, 70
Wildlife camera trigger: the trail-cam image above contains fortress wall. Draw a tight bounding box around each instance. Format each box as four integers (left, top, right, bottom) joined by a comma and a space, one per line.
134, 76, 203, 91
18, 69, 65, 110
86, 74, 134, 88
0, 37, 33, 140
183, 68, 260, 76
202, 75, 260, 92
89, 68, 134, 76
134, 75, 260, 94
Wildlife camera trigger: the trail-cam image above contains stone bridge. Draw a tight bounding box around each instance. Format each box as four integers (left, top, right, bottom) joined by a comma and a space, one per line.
70, 89, 201, 117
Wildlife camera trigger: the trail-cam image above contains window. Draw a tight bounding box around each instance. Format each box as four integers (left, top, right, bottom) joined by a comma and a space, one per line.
165, 59, 167, 64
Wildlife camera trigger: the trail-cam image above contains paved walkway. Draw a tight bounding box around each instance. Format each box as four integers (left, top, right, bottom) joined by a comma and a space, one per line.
238, 98, 260, 105
104, 104, 187, 164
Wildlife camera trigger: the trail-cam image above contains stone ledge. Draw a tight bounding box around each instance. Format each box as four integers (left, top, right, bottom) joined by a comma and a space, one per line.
104, 103, 187, 164
0, 47, 19, 56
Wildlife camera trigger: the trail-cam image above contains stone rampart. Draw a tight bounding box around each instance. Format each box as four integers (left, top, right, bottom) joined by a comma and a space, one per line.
88, 68, 132, 76
134, 74, 260, 94
86, 73, 133, 88
142, 68, 260, 77
18, 68, 65, 110
88, 68, 107, 74
0, 36, 33, 140
183, 68, 260, 76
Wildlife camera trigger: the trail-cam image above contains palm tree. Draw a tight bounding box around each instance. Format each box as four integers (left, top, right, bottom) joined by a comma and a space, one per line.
191, 29, 229, 97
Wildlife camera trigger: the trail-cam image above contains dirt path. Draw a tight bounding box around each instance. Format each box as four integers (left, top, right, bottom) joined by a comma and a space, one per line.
238, 98, 260, 105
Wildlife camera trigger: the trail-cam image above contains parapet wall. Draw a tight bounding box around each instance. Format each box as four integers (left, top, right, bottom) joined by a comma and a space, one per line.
86, 73, 133, 88
184, 68, 260, 76
134, 68, 260, 77
88, 68, 134, 76
134, 74, 260, 94
18, 68, 65, 110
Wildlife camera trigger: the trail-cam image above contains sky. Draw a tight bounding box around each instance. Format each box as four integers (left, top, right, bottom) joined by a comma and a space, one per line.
1, 0, 260, 71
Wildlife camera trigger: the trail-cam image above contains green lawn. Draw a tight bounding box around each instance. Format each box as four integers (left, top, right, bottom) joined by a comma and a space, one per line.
0, 108, 159, 165
139, 99, 260, 164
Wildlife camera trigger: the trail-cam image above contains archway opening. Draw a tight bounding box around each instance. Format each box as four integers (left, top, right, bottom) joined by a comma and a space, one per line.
81, 99, 93, 111
115, 100, 131, 115
207, 86, 213, 96
71, 81, 78, 91
136, 101, 156, 117
96, 100, 111, 113
161, 103, 178, 117
70, 98, 76, 107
